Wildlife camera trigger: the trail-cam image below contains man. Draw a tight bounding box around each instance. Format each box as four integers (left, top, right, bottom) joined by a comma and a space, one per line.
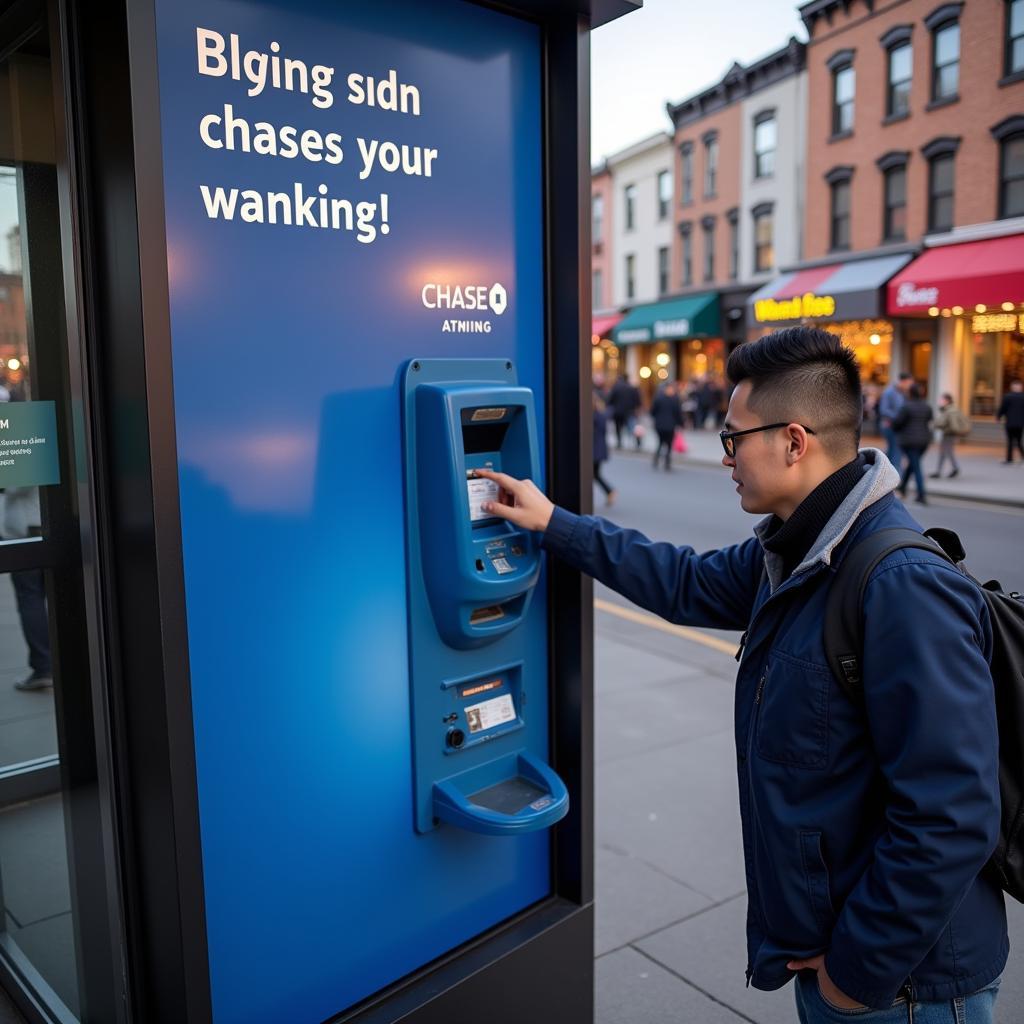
649, 382, 683, 470
476, 327, 1005, 1022
607, 373, 641, 450
877, 371, 912, 469
997, 378, 1024, 464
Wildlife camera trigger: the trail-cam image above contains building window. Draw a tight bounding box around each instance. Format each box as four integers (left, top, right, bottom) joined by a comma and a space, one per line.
657, 246, 670, 295
753, 111, 776, 178
680, 144, 694, 204
832, 64, 855, 135
727, 209, 739, 280
882, 164, 907, 241
703, 132, 718, 198
593, 268, 603, 308
702, 218, 715, 283
826, 167, 854, 251
887, 43, 913, 118
752, 204, 774, 273
1000, 132, 1024, 219
592, 193, 604, 243
657, 170, 672, 220
928, 6, 960, 103
922, 137, 959, 233
680, 224, 693, 286
625, 254, 636, 300
1008, 0, 1024, 77
624, 184, 636, 231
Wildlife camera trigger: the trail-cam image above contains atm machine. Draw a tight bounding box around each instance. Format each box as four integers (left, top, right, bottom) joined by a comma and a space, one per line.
402, 359, 569, 836
49, 0, 642, 1023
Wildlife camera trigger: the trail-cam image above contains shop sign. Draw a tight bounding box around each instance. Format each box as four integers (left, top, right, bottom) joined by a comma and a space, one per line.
754, 292, 836, 323
653, 317, 689, 338
893, 282, 939, 309
617, 327, 651, 344
0, 401, 60, 489
972, 313, 1024, 334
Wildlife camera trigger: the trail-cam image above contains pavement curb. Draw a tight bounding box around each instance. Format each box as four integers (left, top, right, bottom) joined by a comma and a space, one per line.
609, 445, 1024, 511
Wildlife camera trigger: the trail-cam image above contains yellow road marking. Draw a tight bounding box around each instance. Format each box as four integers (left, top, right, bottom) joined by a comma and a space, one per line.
594, 598, 737, 656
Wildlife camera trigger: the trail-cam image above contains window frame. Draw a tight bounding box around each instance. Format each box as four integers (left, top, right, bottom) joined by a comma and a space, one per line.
1006, 0, 1024, 79
930, 18, 960, 103
592, 193, 603, 244
751, 203, 774, 274
753, 110, 776, 180
882, 164, 908, 242
727, 208, 739, 281
825, 167, 854, 252
625, 253, 636, 300
657, 169, 672, 221
702, 131, 718, 199
680, 223, 693, 286
999, 131, 1024, 220
886, 41, 913, 119
701, 217, 716, 284
624, 183, 636, 232
832, 64, 855, 136
680, 143, 694, 205
657, 246, 670, 296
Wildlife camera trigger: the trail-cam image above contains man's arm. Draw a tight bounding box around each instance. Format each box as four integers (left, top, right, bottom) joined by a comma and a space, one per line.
996, 397, 1007, 421
474, 469, 761, 630
824, 558, 999, 1009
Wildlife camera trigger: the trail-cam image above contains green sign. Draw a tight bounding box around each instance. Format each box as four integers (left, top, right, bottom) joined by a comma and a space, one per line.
0, 401, 60, 488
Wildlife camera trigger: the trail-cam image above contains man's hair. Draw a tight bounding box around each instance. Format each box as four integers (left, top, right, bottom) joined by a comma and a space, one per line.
908, 383, 923, 400
726, 327, 862, 459
898, 371, 914, 382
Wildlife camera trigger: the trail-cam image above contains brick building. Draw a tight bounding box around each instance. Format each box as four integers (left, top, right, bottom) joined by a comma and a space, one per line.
607, 39, 806, 398
750, 0, 1024, 428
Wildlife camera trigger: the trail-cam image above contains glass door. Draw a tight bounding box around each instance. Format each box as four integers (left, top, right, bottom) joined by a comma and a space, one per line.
0, 3, 118, 1022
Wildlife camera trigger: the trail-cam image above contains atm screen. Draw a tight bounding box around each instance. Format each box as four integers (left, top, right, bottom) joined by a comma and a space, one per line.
467, 475, 499, 521
462, 420, 510, 454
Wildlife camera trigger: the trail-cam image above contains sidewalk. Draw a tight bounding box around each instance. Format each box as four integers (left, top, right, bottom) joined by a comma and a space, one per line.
593, 597, 1024, 1024
612, 421, 1024, 508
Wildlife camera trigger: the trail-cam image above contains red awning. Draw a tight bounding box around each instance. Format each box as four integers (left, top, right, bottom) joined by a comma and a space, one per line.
887, 234, 1024, 315
592, 313, 624, 338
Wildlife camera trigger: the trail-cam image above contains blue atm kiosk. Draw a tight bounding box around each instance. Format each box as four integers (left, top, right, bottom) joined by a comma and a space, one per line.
402, 358, 569, 835
60, 0, 642, 1023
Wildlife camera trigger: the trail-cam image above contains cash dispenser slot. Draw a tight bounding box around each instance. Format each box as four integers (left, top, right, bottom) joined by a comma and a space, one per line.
402, 358, 569, 835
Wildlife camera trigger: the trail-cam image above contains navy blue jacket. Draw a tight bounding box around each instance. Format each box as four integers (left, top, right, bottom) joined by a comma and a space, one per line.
542, 463, 1006, 1009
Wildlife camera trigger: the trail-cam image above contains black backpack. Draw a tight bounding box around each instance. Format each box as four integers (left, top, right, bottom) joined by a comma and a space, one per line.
823, 527, 1024, 904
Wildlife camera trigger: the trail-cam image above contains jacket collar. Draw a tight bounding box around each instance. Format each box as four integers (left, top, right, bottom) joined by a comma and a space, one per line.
754, 448, 901, 592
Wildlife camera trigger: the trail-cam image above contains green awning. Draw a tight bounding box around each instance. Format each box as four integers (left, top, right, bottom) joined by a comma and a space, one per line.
612, 293, 719, 345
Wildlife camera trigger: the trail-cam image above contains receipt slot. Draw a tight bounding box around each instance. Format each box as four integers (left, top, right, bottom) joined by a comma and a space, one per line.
402, 358, 569, 835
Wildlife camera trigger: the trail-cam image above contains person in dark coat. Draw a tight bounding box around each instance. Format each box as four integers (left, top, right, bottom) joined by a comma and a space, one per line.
592, 394, 616, 506
649, 383, 683, 470
607, 374, 641, 450
997, 379, 1024, 464
473, 327, 1005, 1021
892, 383, 932, 504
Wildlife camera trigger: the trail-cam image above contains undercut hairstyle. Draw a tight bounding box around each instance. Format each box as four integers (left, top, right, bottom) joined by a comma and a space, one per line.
726, 327, 863, 460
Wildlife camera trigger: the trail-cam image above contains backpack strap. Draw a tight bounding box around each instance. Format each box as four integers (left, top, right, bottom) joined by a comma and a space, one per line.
823, 527, 956, 700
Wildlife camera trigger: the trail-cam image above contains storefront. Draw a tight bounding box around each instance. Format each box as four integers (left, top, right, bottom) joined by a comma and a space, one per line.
611, 292, 723, 400
887, 230, 1024, 424
591, 312, 624, 386
747, 252, 915, 387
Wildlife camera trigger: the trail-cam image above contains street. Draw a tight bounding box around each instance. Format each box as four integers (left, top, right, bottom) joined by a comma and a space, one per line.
591, 447, 1024, 1023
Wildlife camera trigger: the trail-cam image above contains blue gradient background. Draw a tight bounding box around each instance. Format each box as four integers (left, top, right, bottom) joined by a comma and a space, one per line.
152, 2, 548, 1021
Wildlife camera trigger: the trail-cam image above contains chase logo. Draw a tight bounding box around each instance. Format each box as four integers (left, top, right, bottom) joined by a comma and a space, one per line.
421, 282, 508, 315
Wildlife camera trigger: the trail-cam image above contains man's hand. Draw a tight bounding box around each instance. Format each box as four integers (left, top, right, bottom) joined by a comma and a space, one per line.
473, 469, 555, 533
787, 955, 865, 1011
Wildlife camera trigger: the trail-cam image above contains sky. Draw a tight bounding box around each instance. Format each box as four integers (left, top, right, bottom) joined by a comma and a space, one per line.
591, 0, 807, 164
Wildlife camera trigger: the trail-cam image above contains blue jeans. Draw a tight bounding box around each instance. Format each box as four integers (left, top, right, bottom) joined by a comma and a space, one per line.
795, 971, 1001, 1023
881, 424, 902, 469
900, 447, 927, 499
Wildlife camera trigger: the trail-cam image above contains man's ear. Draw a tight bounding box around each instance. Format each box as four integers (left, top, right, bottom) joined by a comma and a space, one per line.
786, 424, 809, 463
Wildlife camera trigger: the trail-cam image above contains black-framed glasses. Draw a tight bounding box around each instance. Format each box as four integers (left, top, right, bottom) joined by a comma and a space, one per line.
719, 422, 817, 458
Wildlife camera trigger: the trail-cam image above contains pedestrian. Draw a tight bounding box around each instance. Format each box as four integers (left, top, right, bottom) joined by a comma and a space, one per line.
474, 326, 1005, 1023
607, 373, 641, 450
893, 383, 932, 504
650, 382, 683, 470
4, 487, 51, 690
929, 392, 965, 479
997, 379, 1024, 464
877, 371, 912, 469
592, 393, 616, 507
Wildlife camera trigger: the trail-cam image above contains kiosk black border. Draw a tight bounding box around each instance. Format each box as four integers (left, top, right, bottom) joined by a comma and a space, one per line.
35, 0, 640, 1021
